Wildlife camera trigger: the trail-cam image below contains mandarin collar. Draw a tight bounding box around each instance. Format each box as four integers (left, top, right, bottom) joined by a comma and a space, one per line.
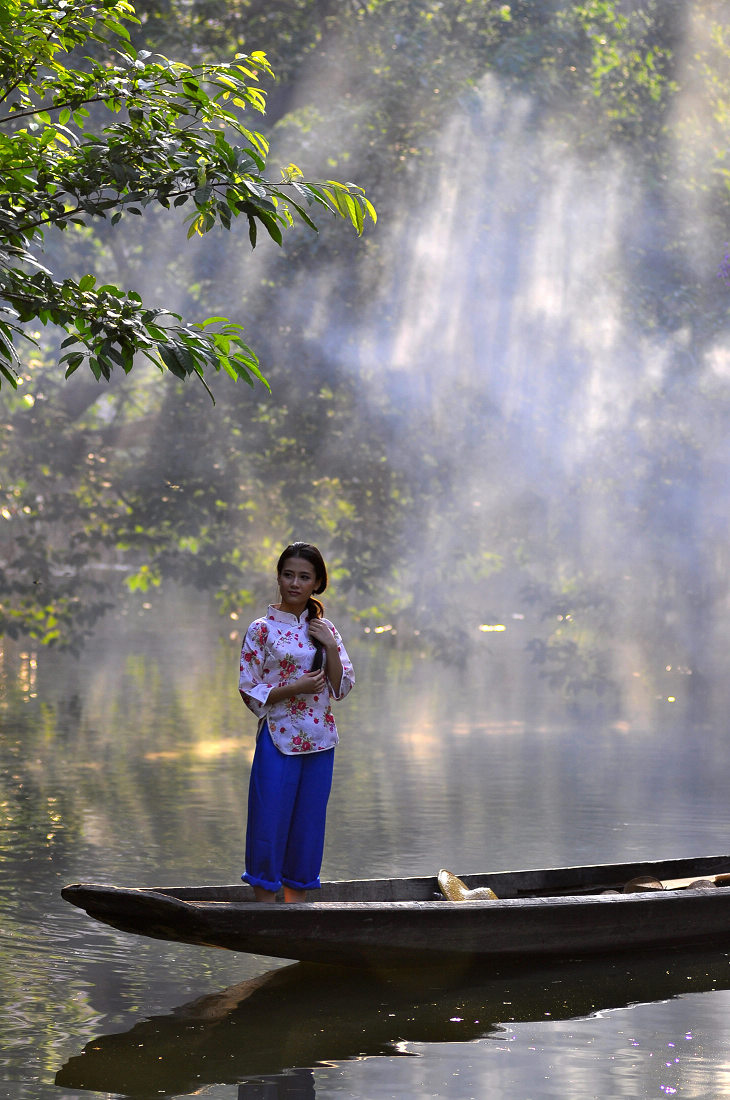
267, 604, 311, 625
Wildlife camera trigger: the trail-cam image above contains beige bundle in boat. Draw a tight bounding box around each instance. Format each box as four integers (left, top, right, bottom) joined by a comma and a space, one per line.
437, 869, 498, 902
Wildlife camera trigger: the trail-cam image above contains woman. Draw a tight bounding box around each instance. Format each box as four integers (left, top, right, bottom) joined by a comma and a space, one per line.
238, 542, 355, 902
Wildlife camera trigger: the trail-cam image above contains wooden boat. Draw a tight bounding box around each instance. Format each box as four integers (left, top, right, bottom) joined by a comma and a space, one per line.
61, 853, 730, 968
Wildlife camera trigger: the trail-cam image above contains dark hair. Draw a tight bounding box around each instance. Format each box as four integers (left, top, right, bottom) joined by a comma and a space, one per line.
277, 543, 328, 671
277, 539, 327, 606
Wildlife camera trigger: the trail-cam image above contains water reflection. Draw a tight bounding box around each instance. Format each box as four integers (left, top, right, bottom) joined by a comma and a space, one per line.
3, 606, 730, 1099
56, 949, 730, 1098
237, 1071, 315, 1099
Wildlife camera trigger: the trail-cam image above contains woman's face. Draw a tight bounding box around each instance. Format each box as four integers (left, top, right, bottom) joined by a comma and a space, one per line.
277, 556, 320, 613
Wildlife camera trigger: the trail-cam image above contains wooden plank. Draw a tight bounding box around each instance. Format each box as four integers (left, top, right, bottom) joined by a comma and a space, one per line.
661, 872, 730, 890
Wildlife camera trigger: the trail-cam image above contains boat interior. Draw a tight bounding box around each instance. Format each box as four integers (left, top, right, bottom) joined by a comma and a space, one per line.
153, 855, 730, 904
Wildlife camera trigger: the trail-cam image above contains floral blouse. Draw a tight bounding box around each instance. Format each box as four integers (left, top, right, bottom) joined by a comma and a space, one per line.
239, 605, 354, 755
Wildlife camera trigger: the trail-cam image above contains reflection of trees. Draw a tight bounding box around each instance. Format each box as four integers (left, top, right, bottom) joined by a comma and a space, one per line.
3, 601, 730, 1093
3, 2, 730, 707
0, 613, 257, 1096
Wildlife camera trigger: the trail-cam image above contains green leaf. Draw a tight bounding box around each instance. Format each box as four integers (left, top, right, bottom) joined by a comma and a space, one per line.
0, 9, 373, 399
0, 361, 19, 386
254, 209, 283, 245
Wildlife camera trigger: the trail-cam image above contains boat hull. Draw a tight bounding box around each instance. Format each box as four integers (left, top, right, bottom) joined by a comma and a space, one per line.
62, 854, 730, 967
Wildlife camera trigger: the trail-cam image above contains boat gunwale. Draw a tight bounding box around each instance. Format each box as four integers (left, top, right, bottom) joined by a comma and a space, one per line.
64, 853, 730, 915
156, 884, 730, 908
150, 853, 730, 906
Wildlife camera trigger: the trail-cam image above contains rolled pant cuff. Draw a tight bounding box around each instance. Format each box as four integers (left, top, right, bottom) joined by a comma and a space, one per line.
241, 871, 281, 892
282, 876, 321, 891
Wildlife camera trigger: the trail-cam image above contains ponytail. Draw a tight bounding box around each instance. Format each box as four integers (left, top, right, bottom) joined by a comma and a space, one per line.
307, 596, 325, 670
306, 595, 324, 620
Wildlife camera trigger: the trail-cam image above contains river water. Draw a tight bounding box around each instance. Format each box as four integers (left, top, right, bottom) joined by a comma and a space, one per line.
2, 594, 730, 1099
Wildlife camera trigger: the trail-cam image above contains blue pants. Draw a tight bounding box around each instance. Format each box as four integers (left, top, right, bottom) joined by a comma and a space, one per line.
243, 723, 335, 892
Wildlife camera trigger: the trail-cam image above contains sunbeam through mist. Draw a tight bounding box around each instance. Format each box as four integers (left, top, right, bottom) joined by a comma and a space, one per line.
4, 0, 730, 725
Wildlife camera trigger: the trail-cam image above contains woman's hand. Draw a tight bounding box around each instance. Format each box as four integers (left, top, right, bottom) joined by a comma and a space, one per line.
266, 669, 326, 705
295, 669, 327, 695
308, 618, 336, 652
308, 617, 344, 698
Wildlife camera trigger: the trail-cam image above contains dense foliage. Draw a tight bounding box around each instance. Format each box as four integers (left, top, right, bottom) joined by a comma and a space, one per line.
0, 0, 374, 394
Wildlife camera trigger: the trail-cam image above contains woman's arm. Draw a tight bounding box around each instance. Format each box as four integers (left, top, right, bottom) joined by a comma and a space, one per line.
308, 619, 346, 696
239, 622, 273, 716
325, 646, 344, 696
267, 669, 326, 705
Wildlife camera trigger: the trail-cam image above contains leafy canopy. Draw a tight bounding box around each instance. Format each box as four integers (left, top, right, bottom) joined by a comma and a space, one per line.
0, 0, 375, 396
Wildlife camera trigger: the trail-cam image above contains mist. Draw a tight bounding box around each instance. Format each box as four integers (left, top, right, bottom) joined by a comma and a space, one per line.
239, 16, 730, 719
5, 1, 730, 724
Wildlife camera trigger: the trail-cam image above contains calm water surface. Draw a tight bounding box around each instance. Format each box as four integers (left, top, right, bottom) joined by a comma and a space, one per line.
2, 598, 730, 1099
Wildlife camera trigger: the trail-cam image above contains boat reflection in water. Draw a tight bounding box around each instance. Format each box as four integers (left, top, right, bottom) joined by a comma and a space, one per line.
236, 1068, 315, 1098
56, 947, 730, 1099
